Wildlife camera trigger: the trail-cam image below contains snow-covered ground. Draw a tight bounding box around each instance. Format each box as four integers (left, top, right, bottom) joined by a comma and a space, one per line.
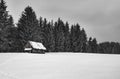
0, 53, 120, 79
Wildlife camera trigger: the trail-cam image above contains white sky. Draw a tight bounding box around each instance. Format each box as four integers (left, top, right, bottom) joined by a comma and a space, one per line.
6, 0, 120, 42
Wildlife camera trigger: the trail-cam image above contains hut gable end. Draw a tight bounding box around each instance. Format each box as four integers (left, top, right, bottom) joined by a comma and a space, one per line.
25, 42, 32, 48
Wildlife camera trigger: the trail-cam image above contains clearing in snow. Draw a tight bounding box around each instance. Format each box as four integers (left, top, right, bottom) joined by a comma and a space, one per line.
0, 53, 120, 79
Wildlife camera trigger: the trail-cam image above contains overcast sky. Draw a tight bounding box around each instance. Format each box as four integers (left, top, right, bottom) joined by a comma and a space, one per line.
7, 0, 120, 43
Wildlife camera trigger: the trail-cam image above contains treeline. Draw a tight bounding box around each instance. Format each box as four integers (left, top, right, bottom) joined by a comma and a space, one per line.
0, 0, 120, 54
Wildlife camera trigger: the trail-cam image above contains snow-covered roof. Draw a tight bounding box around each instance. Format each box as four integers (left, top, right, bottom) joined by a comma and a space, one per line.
25, 48, 32, 51
29, 41, 46, 50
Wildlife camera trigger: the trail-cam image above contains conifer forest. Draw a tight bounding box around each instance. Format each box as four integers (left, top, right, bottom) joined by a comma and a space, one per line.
0, 0, 120, 54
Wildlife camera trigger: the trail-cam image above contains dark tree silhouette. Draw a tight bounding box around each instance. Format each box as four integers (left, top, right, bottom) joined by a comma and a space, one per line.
0, 0, 120, 53
0, 0, 15, 52
97, 42, 120, 54
17, 6, 39, 51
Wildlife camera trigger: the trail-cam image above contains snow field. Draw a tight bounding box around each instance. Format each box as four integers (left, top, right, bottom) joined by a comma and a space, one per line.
0, 53, 120, 79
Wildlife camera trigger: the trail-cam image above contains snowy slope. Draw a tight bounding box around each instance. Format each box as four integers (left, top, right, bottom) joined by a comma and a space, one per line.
0, 53, 120, 79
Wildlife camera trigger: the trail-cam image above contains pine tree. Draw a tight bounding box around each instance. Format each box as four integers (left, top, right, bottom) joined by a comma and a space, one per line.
81, 28, 87, 52
64, 22, 71, 52
91, 38, 98, 53
42, 19, 55, 52
0, 0, 15, 52
97, 43, 104, 53
70, 25, 74, 52
47, 21, 55, 52
87, 37, 92, 53
42, 18, 48, 50
87, 37, 98, 53
54, 18, 65, 52
3, 16, 14, 51
32, 16, 44, 43
39, 16, 43, 27
17, 6, 39, 50
0, 0, 8, 30
70, 24, 82, 52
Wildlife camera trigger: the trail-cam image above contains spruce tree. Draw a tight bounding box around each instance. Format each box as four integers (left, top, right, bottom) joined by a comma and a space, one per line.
47, 21, 55, 52
70, 25, 74, 52
53, 18, 65, 52
32, 16, 44, 43
17, 6, 39, 50
56, 18, 65, 52
70, 24, 82, 52
91, 38, 98, 53
42, 19, 55, 52
0, 0, 8, 30
81, 28, 87, 52
0, 0, 15, 52
87, 37, 92, 53
64, 22, 71, 52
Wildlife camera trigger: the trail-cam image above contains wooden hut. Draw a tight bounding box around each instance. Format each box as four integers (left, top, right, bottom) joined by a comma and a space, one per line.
24, 41, 46, 54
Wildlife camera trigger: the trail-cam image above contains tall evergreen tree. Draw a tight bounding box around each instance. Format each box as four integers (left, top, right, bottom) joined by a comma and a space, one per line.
32, 16, 44, 43
57, 18, 65, 52
91, 38, 98, 53
46, 21, 55, 52
0, 0, 15, 52
87, 37, 92, 53
87, 37, 98, 53
0, 0, 8, 30
70, 24, 82, 52
81, 28, 87, 52
17, 6, 39, 50
64, 22, 71, 52
42, 19, 55, 52
70, 25, 74, 52
54, 18, 65, 52
3, 16, 14, 51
